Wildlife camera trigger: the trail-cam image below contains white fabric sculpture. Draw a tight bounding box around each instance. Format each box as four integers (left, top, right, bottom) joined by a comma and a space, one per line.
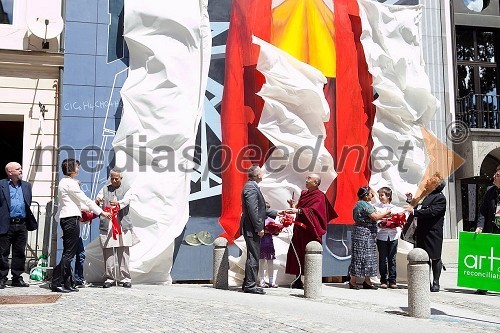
358, 0, 439, 205
85, 0, 211, 284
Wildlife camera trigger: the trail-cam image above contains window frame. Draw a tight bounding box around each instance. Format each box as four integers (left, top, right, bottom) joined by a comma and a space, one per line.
456, 26, 499, 98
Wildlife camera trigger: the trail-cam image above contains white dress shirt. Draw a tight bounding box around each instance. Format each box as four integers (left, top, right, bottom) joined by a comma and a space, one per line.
375, 202, 402, 241
56, 177, 103, 220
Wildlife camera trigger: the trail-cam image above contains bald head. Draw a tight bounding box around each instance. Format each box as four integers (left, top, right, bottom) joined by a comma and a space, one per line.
5, 162, 22, 183
109, 170, 122, 188
305, 173, 321, 190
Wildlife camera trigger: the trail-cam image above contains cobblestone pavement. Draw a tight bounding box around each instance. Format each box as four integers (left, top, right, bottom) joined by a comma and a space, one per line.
0, 275, 499, 333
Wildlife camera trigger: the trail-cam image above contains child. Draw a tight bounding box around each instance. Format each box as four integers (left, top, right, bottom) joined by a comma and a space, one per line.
375, 187, 401, 289
258, 215, 278, 288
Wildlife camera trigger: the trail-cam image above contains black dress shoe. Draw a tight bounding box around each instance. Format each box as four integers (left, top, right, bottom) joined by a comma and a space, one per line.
51, 286, 70, 293
241, 278, 246, 291
291, 279, 303, 289
122, 282, 132, 288
65, 285, 79, 292
243, 287, 265, 295
0, 280, 5, 289
103, 282, 112, 288
430, 284, 440, 292
362, 281, 378, 290
11, 279, 29, 287
348, 282, 360, 290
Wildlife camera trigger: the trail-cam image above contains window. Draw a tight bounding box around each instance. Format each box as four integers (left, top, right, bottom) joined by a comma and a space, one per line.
0, 0, 14, 24
456, 27, 499, 128
456, 27, 498, 98
463, 0, 491, 13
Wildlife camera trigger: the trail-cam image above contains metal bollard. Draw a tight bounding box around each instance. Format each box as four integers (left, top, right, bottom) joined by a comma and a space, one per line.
304, 241, 322, 299
213, 237, 229, 290
407, 248, 430, 318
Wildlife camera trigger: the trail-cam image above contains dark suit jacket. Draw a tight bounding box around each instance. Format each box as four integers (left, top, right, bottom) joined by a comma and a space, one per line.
240, 180, 277, 237
0, 179, 37, 234
413, 182, 447, 259
477, 185, 500, 234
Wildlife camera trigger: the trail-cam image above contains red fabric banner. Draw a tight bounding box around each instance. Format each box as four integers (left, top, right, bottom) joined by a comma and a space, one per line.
219, 0, 273, 242
332, 0, 375, 224
220, 0, 375, 242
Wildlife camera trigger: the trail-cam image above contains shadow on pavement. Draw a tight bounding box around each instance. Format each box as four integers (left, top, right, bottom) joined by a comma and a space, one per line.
324, 282, 408, 290
396, 307, 500, 326
444, 288, 499, 297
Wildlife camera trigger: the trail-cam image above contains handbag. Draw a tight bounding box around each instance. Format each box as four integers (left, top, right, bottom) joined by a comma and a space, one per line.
402, 215, 417, 244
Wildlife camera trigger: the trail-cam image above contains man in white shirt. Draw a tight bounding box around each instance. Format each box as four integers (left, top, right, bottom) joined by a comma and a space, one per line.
96, 170, 134, 288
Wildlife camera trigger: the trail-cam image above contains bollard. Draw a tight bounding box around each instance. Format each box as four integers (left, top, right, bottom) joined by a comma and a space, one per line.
407, 248, 430, 318
213, 237, 229, 290
304, 241, 322, 299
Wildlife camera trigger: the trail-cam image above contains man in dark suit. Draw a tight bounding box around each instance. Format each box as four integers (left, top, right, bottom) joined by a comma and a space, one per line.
474, 165, 500, 295
241, 165, 278, 295
0, 162, 38, 288
405, 172, 446, 292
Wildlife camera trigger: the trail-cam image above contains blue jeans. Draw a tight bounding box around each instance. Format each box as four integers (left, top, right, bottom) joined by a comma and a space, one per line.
377, 238, 398, 284
74, 237, 85, 284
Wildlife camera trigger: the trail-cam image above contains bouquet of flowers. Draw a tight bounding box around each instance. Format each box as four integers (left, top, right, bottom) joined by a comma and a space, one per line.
378, 212, 407, 229
264, 213, 306, 234
81, 210, 98, 223
265, 221, 283, 235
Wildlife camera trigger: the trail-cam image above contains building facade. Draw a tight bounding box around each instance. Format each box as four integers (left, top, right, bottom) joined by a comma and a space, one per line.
1, 0, 481, 279
453, 0, 500, 232
0, 0, 64, 264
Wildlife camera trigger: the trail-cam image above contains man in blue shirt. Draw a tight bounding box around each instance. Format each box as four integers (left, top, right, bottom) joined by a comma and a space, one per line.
0, 162, 38, 288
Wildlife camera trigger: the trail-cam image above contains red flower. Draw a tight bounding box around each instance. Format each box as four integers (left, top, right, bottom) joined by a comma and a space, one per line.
281, 214, 295, 227
265, 222, 284, 235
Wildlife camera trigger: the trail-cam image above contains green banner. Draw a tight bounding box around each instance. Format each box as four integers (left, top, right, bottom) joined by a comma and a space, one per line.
458, 232, 500, 292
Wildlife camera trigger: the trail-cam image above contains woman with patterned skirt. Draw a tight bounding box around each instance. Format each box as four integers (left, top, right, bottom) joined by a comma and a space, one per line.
349, 186, 392, 290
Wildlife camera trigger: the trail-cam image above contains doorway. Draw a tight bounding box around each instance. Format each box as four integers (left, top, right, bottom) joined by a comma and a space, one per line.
460, 153, 500, 231
0, 120, 24, 179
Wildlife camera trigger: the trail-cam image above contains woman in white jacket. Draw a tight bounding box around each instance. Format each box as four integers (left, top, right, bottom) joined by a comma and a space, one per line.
51, 158, 111, 293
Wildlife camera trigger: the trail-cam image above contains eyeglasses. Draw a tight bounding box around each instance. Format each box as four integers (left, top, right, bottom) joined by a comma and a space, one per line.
493, 173, 500, 178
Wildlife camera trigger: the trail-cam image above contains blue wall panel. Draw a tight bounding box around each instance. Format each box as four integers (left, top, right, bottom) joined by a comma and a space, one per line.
64, 22, 98, 55
61, 0, 127, 259
65, 0, 98, 23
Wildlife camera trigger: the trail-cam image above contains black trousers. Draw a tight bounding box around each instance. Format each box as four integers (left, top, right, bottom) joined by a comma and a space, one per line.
51, 216, 80, 288
0, 223, 27, 281
243, 232, 261, 290
377, 238, 398, 284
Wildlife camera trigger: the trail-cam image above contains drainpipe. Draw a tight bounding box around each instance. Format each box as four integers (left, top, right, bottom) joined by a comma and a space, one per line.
443, 0, 460, 238
60, 0, 66, 53
47, 0, 66, 271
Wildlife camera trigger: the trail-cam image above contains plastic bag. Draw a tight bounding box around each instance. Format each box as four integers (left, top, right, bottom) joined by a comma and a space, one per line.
402, 217, 417, 244
30, 253, 48, 281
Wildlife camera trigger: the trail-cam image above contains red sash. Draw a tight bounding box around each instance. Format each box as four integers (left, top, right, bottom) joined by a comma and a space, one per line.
104, 205, 122, 240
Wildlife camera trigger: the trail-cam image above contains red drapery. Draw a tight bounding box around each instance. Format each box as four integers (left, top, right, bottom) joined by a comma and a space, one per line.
332, 0, 375, 224
219, 0, 375, 242
219, 0, 273, 242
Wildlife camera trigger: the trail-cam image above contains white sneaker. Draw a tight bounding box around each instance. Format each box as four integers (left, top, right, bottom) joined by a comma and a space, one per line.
75, 281, 93, 288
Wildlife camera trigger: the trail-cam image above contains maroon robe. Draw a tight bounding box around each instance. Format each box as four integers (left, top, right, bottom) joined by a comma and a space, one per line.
285, 189, 335, 276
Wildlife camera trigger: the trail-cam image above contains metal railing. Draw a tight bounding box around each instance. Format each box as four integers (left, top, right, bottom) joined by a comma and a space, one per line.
25, 201, 42, 271
456, 93, 500, 129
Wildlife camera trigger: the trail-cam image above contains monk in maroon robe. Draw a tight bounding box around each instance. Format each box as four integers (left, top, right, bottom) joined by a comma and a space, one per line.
285, 174, 336, 288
